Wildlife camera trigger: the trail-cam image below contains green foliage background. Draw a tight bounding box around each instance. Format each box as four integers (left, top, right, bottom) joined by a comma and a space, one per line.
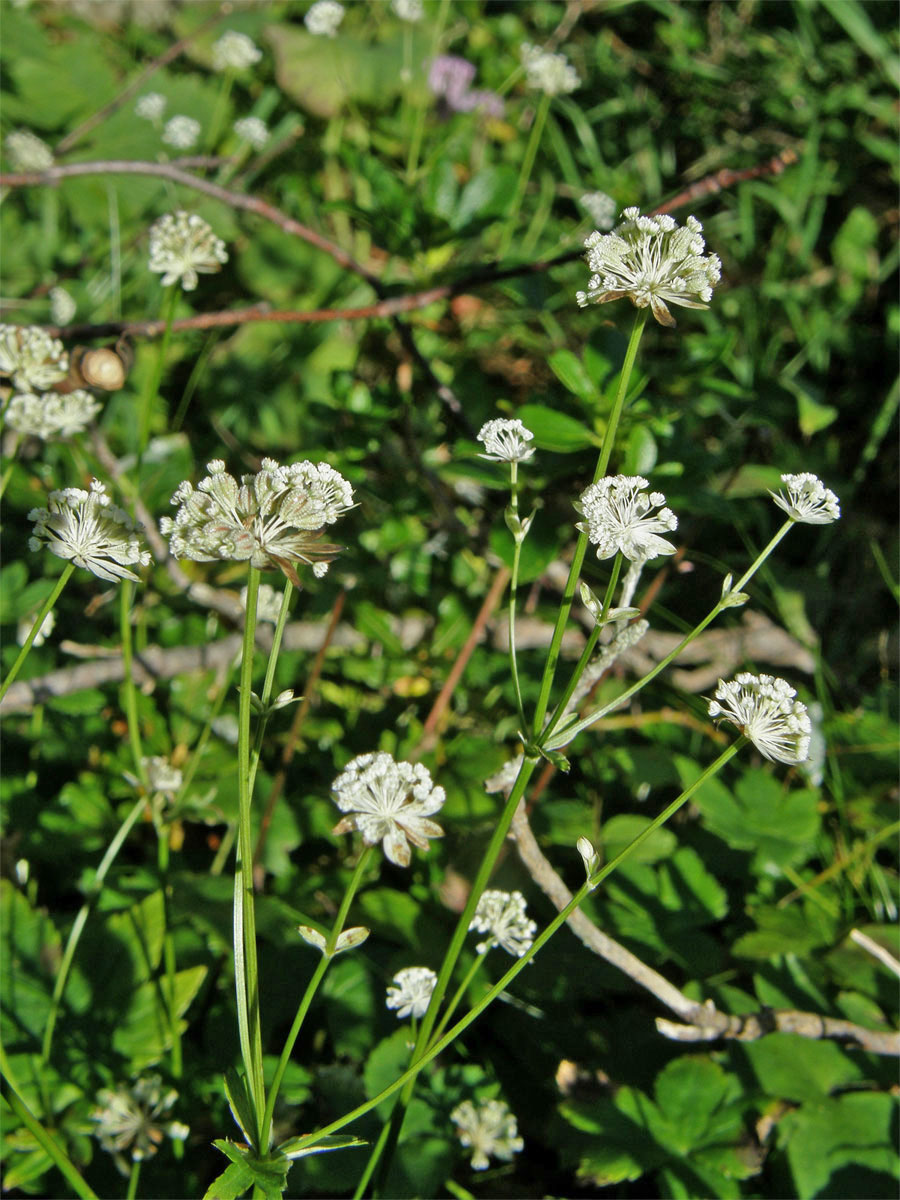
1, 1, 897, 1197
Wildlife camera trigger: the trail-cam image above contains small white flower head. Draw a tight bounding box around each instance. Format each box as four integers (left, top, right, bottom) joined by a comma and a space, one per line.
770, 473, 841, 525
476, 418, 535, 463
331, 751, 445, 867
212, 30, 263, 71
49, 286, 76, 326
242, 581, 284, 624
161, 115, 201, 150
17, 610, 55, 648
576, 475, 678, 562
484, 755, 524, 797
469, 889, 537, 957
305, 0, 345, 36
451, 1098, 523, 1171
148, 211, 228, 291
92, 1075, 182, 1170
520, 42, 579, 95
576, 207, 722, 327
576, 836, 601, 889
160, 458, 353, 578
135, 92, 167, 122
392, 0, 424, 19
0, 324, 69, 391
579, 191, 617, 231
142, 756, 183, 795
5, 129, 53, 171
385, 966, 437, 1019
6, 390, 101, 440
708, 673, 811, 765
233, 116, 270, 149
29, 480, 151, 583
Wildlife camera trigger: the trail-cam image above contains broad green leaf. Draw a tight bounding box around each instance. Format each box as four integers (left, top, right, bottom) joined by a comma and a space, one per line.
733, 906, 835, 960
204, 1142, 290, 1200
364, 1029, 414, 1117
600, 814, 676, 865
0, 880, 60, 1042
740, 1032, 862, 1102
517, 404, 600, 452
112, 965, 207, 1068
224, 1069, 257, 1146
453, 167, 516, 231
547, 349, 596, 402
779, 1092, 900, 1198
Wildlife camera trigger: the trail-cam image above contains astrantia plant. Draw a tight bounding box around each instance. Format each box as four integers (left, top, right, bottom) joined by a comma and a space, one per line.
161, 115, 201, 150
771, 472, 841, 524
576, 475, 678, 561
519, 43, 579, 95
469, 890, 537, 957
331, 752, 446, 867
708, 673, 812, 765
0, 323, 68, 391
29, 480, 150, 583
6, 389, 101, 439
451, 1098, 524, 1171
211, 30, 262, 72
147, 211, 228, 291
304, 0, 344, 37
477, 417, 535, 463
4, 129, 53, 171
386, 967, 437, 1019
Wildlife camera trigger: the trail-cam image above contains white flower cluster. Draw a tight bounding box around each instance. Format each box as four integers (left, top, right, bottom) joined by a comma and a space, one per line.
49, 286, 76, 326
162, 115, 201, 150
6, 390, 101, 440
5, 129, 53, 171
392, 0, 424, 19
29, 480, 151, 583
135, 92, 167, 122
92, 1075, 184, 1168
142, 756, 183, 795
709, 673, 811, 765
0, 324, 68, 391
331, 751, 445, 867
147, 211, 228, 291
385, 966, 437, 1018
477, 418, 535, 463
579, 191, 617, 231
305, 0, 345, 36
242, 582, 284, 624
451, 1098, 523, 1171
160, 458, 353, 576
233, 116, 270, 149
17, 610, 55, 648
771, 473, 841, 525
577, 208, 722, 327
576, 475, 678, 562
469, 889, 537, 957
211, 30, 262, 71
520, 43, 579, 95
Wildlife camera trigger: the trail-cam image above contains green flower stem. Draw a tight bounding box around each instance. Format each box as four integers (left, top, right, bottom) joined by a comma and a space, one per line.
157, 831, 182, 1083
498, 91, 551, 260
542, 553, 623, 739
41, 794, 147, 1065
262, 846, 373, 1149
405, 0, 450, 183
0, 563, 74, 703
126, 1158, 141, 1200
428, 952, 485, 1046
0, 434, 21, 500
119, 580, 148, 785
0, 1048, 98, 1200
292, 742, 743, 1156
541, 519, 796, 751
531, 309, 648, 738
248, 580, 294, 795
234, 567, 265, 1151
206, 70, 235, 153
365, 756, 539, 1194
506, 461, 527, 730
137, 282, 179, 462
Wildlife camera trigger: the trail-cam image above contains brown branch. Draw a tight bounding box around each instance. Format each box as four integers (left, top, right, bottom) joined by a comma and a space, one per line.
511, 800, 899, 1056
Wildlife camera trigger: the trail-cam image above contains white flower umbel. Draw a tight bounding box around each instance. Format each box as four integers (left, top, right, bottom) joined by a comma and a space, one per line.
469, 889, 537, 957
92, 1075, 182, 1170
305, 0, 345, 36
49, 286, 76, 326
385, 966, 437, 1019
451, 1098, 523, 1171
576, 207, 722, 327
143, 756, 183, 795
391, 0, 424, 19
6, 390, 101, 439
579, 191, 617, 231
29, 481, 151, 583
331, 751, 445, 867
0, 324, 68, 391
476, 418, 535, 463
770, 473, 841, 525
708, 673, 811, 765
5, 129, 53, 171
242, 582, 283, 624
148, 211, 228, 291
212, 30, 263, 71
233, 116, 270, 149
520, 43, 579, 95
576, 475, 678, 562
135, 92, 167, 121
161, 115, 201, 150
17, 610, 55, 648
160, 458, 353, 577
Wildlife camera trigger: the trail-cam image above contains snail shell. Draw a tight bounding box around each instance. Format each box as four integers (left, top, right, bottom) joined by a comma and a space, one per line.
69, 338, 133, 391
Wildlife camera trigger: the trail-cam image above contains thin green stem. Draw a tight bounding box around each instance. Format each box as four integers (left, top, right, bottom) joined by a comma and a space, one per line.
126, 1158, 141, 1200
531, 309, 648, 737
119, 580, 148, 785
262, 846, 373, 1146
293, 742, 744, 1156
0, 433, 21, 500
542, 520, 796, 751
157, 831, 182, 1081
0, 563, 74, 702
498, 92, 551, 259
405, 0, 450, 182
506, 462, 527, 730
207, 70, 235, 152
428, 952, 485, 1045
137, 282, 179, 462
234, 567, 265, 1150
41, 794, 147, 1064
0, 1049, 98, 1200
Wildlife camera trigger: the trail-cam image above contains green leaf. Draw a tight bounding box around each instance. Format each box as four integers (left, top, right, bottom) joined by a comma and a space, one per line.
740, 1032, 862, 1102
732, 906, 834, 959
204, 1141, 291, 1200
0, 880, 60, 1042
452, 167, 516, 231
600, 814, 676, 865
517, 404, 600, 452
364, 1029, 413, 1117
224, 1069, 257, 1146
112, 965, 207, 1068
278, 1134, 367, 1160
779, 1092, 900, 1198
547, 349, 596, 402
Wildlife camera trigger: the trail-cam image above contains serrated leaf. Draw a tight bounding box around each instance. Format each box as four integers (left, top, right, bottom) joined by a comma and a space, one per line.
206, 1141, 290, 1200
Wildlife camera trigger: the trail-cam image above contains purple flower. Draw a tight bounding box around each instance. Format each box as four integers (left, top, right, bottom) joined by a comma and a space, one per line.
428, 55, 476, 109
